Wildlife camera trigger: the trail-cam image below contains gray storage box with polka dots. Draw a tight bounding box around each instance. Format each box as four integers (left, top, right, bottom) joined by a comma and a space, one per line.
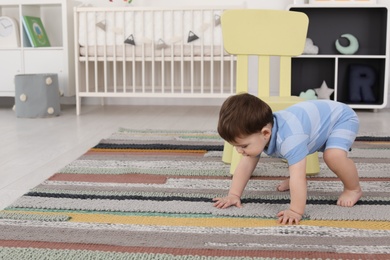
14, 74, 60, 118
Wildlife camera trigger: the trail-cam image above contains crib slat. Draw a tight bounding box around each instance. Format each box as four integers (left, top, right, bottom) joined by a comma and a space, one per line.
151, 10, 155, 94
93, 11, 98, 94
180, 10, 184, 94
200, 10, 204, 94
74, 8, 81, 115
84, 12, 89, 94
122, 10, 126, 93
190, 10, 194, 94
170, 10, 174, 94
131, 11, 136, 93
102, 11, 108, 94
160, 10, 165, 94
112, 11, 118, 93
141, 10, 145, 94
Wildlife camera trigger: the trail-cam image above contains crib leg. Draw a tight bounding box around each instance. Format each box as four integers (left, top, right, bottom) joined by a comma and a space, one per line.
76, 96, 81, 115
100, 97, 105, 106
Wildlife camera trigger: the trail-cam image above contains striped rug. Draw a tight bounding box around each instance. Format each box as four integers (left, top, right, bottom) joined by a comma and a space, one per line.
1, 128, 390, 260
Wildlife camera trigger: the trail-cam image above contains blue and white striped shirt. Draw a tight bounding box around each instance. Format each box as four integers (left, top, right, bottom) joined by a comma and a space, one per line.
263, 100, 359, 166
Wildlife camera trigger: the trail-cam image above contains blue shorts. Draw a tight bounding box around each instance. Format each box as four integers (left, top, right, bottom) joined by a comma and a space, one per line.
322, 112, 359, 152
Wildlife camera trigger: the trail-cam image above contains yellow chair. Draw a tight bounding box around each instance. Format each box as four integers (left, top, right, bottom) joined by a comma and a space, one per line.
220, 9, 320, 175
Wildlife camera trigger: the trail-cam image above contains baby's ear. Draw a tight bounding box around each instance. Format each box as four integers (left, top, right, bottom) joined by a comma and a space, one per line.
261, 124, 272, 138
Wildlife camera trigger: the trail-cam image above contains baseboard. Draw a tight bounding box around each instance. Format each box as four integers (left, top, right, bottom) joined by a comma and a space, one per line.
0, 97, 14, 108
81, 97, 225, 106
2, 94, 390, 108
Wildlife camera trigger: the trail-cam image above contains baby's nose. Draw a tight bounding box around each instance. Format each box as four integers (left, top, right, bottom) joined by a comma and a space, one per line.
236, 147, 243, 154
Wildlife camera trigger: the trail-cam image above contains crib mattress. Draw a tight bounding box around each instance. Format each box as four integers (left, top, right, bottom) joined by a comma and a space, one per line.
79, 44, 228, 58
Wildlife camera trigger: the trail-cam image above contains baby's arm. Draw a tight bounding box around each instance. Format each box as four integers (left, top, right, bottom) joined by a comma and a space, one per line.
277, 158, 307, 224
213, 155, 259, 208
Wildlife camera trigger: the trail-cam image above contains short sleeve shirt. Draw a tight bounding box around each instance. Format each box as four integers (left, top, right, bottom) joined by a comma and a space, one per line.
263, 100, 359, 166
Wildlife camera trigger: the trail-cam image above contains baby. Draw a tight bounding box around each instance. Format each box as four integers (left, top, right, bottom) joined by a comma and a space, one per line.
213, 93, 362, 225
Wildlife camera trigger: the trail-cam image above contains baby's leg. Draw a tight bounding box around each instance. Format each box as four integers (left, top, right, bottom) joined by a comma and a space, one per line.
323, 148, 362, 207
277, 178, 290, 192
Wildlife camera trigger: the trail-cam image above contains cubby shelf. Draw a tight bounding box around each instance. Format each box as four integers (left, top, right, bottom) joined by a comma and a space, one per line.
288, 4, 389, 109
0, 0, 74, 97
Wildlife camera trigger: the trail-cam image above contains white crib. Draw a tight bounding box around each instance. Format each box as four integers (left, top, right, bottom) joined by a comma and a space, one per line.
74, 6, 239, 115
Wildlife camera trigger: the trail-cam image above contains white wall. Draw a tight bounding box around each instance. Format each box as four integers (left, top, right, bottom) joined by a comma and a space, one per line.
73, 0, 390, 107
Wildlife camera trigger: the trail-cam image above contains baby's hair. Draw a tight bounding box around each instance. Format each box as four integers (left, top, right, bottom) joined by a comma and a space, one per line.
217, 93, 273, 142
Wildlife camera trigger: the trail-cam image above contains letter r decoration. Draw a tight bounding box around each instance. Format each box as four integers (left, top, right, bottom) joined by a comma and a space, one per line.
348, 64, 377, 103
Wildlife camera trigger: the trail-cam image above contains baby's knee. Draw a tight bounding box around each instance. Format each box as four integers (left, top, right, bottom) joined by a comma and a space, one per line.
323, 148, 348, 163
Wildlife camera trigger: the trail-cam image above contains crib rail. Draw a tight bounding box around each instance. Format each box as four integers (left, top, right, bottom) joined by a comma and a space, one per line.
74, 6, 237, 114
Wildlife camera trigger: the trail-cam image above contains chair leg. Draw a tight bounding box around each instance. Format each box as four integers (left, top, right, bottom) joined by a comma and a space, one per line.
230, 149, 242, 175
222, 142, 242, 174
222, 142, 233, 164
306, 152, 320, 176
224, 144, 320, 176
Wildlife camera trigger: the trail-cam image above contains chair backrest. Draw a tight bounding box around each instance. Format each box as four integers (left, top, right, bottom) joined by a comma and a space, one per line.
221, 9, 308, 97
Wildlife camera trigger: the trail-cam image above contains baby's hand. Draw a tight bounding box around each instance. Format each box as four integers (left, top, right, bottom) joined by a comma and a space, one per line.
277, 209, 302, 225
213, 194, 242, 209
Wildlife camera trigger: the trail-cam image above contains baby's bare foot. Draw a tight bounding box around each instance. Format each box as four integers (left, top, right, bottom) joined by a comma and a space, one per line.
337, 189, 362, 207
277, 178, 290, 192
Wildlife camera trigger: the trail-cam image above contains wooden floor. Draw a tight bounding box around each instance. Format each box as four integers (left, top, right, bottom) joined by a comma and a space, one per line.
1, 104, 389, 209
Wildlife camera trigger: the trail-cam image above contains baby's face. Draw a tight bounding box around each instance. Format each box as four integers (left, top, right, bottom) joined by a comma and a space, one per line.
231, 132, 269, 157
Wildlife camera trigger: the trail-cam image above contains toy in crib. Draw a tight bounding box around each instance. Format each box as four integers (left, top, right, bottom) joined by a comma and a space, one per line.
109, 0, 132, 3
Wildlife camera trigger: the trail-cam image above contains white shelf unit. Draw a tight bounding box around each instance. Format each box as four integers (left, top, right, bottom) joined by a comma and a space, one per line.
0, 0, 74, 97
288, 4, 389, 109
